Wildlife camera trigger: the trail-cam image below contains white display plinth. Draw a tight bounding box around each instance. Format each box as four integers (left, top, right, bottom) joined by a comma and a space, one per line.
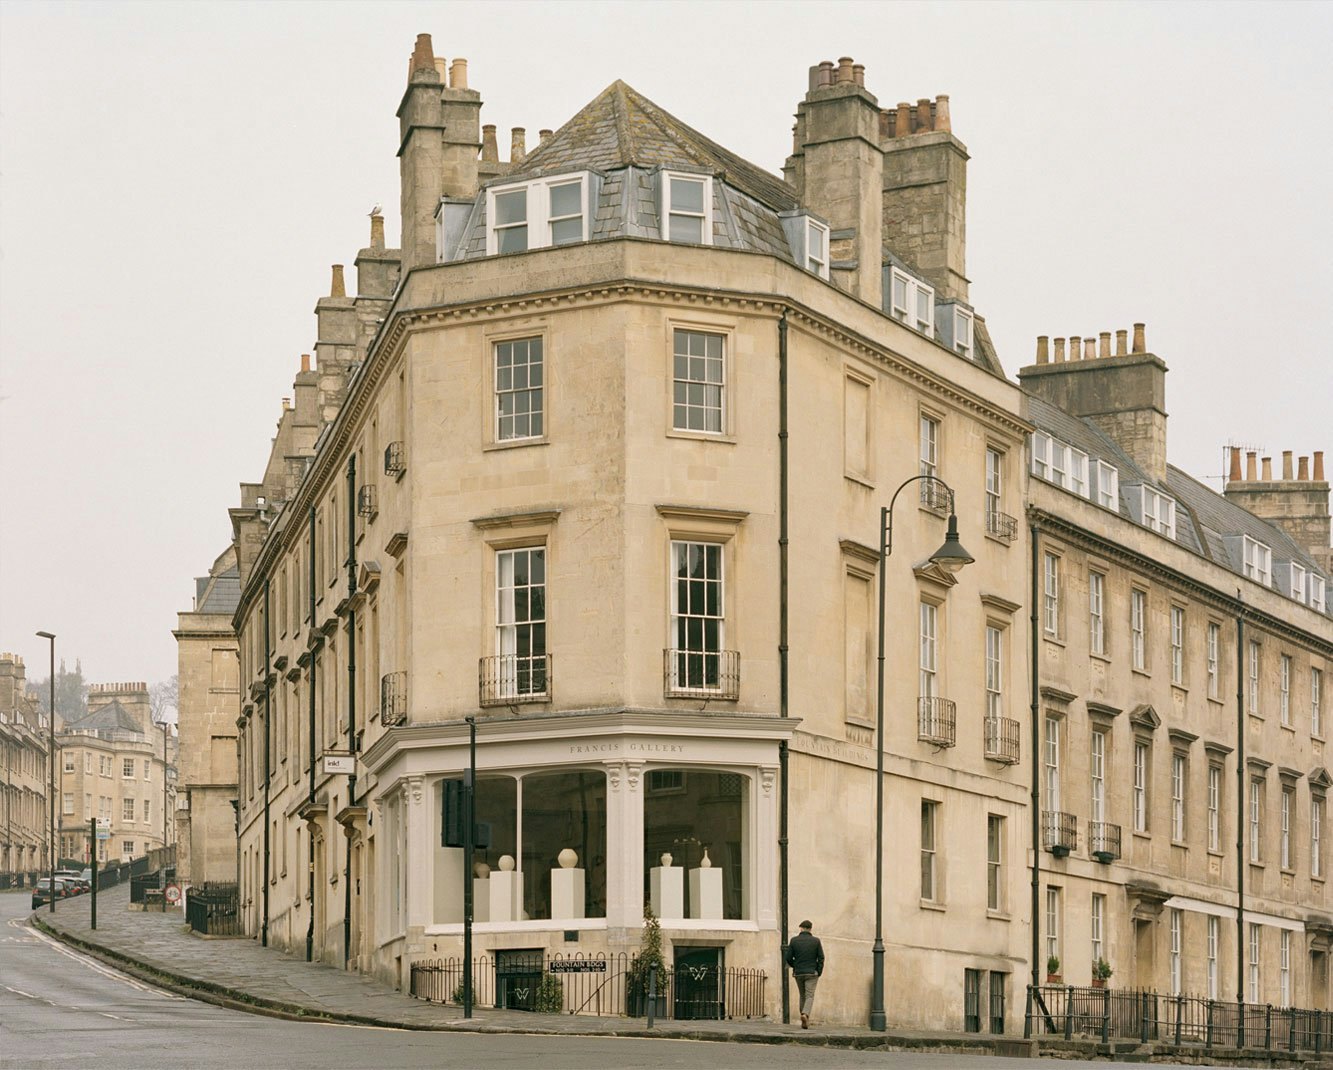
489, 869, 522, 922
472, 877, 490, 923
550, 867, 585, 920
650, 865, 684, 919
688, 867, 723, 920
434, 847, 464, 923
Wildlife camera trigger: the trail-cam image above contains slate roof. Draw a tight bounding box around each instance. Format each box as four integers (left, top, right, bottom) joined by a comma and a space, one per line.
1026, 394, 1330, 613
197, 565, 241, 615
517, 81, 798, 212
66, 699, 144, 736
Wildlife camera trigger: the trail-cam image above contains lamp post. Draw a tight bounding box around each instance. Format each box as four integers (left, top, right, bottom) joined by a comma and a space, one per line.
36, 631, 56, 913
869, 477, 973, 1032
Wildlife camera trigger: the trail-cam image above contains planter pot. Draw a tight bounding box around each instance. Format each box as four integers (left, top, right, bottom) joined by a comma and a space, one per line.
1046, 974, 1062, 984
1091, 978, 1107, 989
1050, 845, 1070, 859
1092, 851, 1116, 864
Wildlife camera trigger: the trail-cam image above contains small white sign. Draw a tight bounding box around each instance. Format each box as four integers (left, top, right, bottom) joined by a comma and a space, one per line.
322, 754, 354, 776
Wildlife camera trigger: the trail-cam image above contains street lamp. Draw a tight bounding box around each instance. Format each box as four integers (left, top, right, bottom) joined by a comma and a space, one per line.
869, 477, 973, 1031
36, 631, 56, 914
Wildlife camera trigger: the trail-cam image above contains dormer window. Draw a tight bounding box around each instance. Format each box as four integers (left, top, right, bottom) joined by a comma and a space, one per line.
1094, 460, 1119, 509
1242, 535, 1272, 586
1312, 574, 1327, 613
1291, 563, 1308, 602
1032, 432, 1051, 481
1141, 487, 1176, 538
806, 219, 829, 278
889, 268, 934, 337
1069, 448, 1089, 497
662, 172, 711, 244
952, 308, 973, 359
486, 172, 591, 256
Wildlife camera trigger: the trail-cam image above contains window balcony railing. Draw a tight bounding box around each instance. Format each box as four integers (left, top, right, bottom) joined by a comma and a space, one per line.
663, 649, 740, 701
917, 696, 957, 747
384, 441, 405, 478
1042, 810, 1078, 857
919, 479, 951, 515
479, 654, 551, 707
985, 507, 1018, 543
983, 716, 1020, 763
357, 484, 378, 519
380, 671, 407, 727
1088, 821, 1122, 863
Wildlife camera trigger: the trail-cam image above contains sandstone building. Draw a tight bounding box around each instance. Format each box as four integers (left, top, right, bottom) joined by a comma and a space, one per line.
212, 35, 1331, 1033
0, 654, 48, 886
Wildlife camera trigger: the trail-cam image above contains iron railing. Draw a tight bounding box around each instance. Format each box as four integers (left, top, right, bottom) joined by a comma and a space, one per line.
1088, 821, 1122, 862
1026, 984, 1333, 1055
917, 696, 956, 747
186, 881, 241, 936
983, 716, 1020, 763
479, 653, 552, 706
380, 671, 408, 726
986, 508, 1018, 543
663, 648, 740, 701
410, 951, 767, 1020
383, 441, 405, 478
357, 484, 377, 519
1041, 810, 1078, 855
920, 479, 951, 514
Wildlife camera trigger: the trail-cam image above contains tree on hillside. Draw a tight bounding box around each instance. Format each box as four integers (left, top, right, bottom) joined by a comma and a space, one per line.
29, 658, 89, 723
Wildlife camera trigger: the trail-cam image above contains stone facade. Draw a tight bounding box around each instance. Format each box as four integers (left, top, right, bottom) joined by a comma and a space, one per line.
0, 654, 48, 885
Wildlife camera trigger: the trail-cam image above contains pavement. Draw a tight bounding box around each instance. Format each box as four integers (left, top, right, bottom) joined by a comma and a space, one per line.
27, 886, 1032, 1058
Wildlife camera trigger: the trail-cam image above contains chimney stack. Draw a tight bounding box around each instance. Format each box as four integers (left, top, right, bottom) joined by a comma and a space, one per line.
1225, 444, 1331, 571
370, 211, 385, 250
511, 127, 526, 163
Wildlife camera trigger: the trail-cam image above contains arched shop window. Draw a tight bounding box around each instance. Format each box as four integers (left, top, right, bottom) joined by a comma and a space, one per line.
643, 769, 748, 920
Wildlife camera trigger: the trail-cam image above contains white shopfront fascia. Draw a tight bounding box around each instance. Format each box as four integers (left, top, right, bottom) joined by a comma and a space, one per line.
361, 710, 794, 937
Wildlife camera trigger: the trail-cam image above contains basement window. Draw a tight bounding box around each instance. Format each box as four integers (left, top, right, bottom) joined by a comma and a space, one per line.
661, 172, 712, 245
1243, 535, 1272, 586
486, 172, 591, 256
1142, 487, 1177, 538
889, 268, 934, 337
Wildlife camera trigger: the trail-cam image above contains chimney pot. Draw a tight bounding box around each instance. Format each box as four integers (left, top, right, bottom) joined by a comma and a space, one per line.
934, 94, 951, 132
1262, 456, 1273, 481
1099, 332, 1111, 359
1246, 451, 1258, 481
539, 128, 553, 142
1132, 322, 1146, 353
1283, 451, 1294, 480
808, 65, 822, 93
1298, 455, 1310, 481
1054, 338, 1066, 363
1070, 335, 1082, 361
1115, 329, 1128, 356
330, 264, 346, 298
282, 397, 291, 411
410, 33, 435, 76
481, 124, 499, 162
1084, 337, 1097, 361
370, 211, 385, 250
433, 57, 447, 80
510, 127, 526, 162
1315, 451, 1326, 481
449, 58, 468, 89
300, 354, 311, 373
837, 57, 854, 84
1036, 336, 1050, 364
879, 109, 892, 139
852, 63, 865, 87
1228, 447, 1243, 483
817, 61, 834, 88
894, 102, 913, 138
915, 98, 933, 132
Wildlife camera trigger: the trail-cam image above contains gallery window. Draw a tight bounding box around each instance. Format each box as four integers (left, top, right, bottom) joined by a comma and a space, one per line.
644, 769, 748, 920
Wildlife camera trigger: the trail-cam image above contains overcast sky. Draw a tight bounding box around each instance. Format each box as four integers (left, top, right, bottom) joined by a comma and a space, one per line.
1, 0, 1330, 688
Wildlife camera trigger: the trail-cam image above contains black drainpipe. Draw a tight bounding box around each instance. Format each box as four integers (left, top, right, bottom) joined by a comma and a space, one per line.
1028, 522, 1042, 992
262, 578, 272, 948
344, 454, 358, 969
777, 311, 791, 1026
306, 505, 317, 963
1235, 604, 1246, 1004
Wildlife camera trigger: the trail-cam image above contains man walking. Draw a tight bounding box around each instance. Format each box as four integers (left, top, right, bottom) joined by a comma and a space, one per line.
785, 918, 824, 1028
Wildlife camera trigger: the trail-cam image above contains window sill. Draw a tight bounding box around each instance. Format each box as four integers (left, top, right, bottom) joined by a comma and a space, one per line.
1248, 861, 1266, 871
667, 429, 736, 446
1314, 875, 1326, 884
1207, 848, 1225, 859
484, 436, 549, 453
919, 899, 946, 912
1171, 683, 1188, 696
1131, 667, 1152, 679
918, 503, 948, 521
1042, 634, 1066, 649
1280, 722, 1295, 733
1171, 840, 1189, 850
844, 472, 875, 491
984, 531, 1013, 549
1133, 830, 1151, 841
1089, 652, 1111, 664
1206, 696, 1224, 707
986, 909, 1011, 922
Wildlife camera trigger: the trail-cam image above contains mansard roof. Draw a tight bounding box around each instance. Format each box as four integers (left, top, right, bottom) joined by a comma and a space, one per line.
67, 699, 142, 736
517, 81, 798, 212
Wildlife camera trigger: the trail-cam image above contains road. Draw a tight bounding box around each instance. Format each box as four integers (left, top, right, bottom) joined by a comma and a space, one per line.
0, 892, 1210, 1069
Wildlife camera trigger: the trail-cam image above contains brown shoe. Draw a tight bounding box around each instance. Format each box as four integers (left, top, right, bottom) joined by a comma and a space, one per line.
801, 1013, 809, 1029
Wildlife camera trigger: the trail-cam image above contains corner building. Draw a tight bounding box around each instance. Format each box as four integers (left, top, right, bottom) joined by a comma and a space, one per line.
228, 37, 1032, 1028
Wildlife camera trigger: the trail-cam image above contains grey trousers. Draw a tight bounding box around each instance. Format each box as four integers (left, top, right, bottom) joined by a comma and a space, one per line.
795, 973, 819, 1016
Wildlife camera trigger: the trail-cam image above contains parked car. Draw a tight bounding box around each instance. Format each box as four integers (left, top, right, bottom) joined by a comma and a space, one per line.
54, 870, 88, 894
31, 878, 71, 908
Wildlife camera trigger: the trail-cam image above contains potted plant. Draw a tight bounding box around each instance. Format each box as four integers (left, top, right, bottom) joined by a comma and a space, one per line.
1045, 955, 1062, 984
1091, 957, 1113, 988
626, 903, 670, 1017
534, 973, 565, 1014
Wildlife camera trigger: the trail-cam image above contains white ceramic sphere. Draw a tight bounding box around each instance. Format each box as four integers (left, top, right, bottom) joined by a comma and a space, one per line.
499, 854, 515, 872
558, 848, 578, 869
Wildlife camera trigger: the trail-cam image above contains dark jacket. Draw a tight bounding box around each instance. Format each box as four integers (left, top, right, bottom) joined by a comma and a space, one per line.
786, 930, 824, 976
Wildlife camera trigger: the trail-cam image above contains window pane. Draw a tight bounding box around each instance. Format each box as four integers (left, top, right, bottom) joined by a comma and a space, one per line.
549, 181, 581, 218
497, 225, 528, 254
669, 214, 704, 243
670, 178, 705, 213
551, 216, 582, 245
495, 189, 527, 226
